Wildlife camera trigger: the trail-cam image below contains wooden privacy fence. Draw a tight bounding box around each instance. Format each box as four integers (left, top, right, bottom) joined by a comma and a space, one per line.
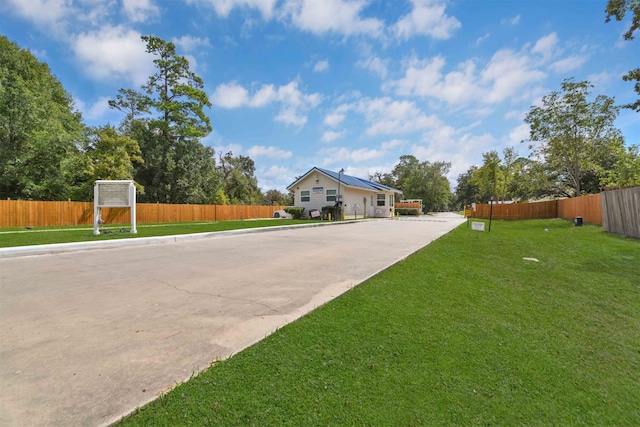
601, 186, 640, 239
0, 200, 285, 228
395, 202, 421, 209
557, 194, 602, 225
471, 193, 603, 225
472, 200, 558, 221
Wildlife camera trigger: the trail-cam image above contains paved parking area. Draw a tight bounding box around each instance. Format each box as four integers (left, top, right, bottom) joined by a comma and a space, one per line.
0, 214, 465, 426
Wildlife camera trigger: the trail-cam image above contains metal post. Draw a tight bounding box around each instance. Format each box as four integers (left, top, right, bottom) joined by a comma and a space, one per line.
338, 168, 344, 221
489, 198, 494, 232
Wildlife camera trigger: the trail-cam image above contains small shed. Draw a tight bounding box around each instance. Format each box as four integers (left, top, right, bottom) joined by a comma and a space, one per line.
287, 167, 402, 218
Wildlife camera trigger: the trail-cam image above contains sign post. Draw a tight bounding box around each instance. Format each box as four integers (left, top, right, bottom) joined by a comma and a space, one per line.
93, 180, 137, 235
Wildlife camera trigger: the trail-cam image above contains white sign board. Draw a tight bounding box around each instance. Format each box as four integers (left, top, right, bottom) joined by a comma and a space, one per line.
472, 222, 485, 231
93, 180, 137, 235
97, 182, 131, 207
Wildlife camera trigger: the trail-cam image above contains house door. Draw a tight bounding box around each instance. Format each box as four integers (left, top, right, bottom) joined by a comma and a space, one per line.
369, 195, 374, 217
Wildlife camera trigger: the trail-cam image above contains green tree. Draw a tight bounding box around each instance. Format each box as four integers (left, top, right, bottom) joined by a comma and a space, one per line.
601, 143, 640, 187
606, 0, 640, 111
0, 36, 87, 200
454, 166, 482, 206
263, 189, 292, 206
524, 79, 621, 197
108, 88, 151, 134
384, 155, 452, 212
369, 171, 397, 188
110, 36, 220, 204
471, 150, 505, 202
71, 125, 144, 200
217, 152, 263, 204
211, 188, 229, 205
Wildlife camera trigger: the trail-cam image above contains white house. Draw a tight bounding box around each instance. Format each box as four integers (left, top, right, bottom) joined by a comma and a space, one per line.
287, 167, 402, 218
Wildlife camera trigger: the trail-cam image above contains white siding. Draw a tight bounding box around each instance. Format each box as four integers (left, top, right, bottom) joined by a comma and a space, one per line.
291, 170, 397, 218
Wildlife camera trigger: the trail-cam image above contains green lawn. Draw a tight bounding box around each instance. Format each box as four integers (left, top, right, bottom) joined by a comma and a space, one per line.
0, 220, 308, 248
118, 219, 640, 426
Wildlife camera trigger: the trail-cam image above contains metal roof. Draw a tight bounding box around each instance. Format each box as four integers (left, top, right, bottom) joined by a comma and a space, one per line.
287, 167, 402, 193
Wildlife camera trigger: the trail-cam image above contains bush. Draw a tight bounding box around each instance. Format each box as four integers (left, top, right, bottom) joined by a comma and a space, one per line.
284, 207, 305, 219
396, 208, 420, 216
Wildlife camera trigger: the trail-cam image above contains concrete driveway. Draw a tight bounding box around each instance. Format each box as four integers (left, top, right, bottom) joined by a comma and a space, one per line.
0, 213, 465, 426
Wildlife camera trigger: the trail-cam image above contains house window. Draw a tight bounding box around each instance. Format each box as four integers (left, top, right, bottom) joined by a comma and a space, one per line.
301, 190, 310, 202
377, 194, 385, 206
389, 194, 394, 206
326, 189, 336, 202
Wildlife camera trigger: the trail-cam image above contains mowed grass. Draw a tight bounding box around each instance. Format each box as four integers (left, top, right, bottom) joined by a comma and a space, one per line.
0, 219, 306, 248
119, 219, 640, 426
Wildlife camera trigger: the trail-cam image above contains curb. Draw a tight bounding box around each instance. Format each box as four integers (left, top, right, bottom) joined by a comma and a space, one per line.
0, 220, 363, 259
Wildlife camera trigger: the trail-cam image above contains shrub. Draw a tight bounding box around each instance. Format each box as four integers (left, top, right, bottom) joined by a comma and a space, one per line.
284, 207, 305, 219
396, 208, 420, 216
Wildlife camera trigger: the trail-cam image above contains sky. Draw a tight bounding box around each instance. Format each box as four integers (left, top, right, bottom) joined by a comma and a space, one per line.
2, 0, 638, 193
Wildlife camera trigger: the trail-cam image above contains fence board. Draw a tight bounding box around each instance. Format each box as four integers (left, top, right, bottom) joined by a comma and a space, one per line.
601, 187, 640, 239
471, 194, 603, 225
472, 201, 557, 220
0, 200, 285, 228
557, 194, 602, 224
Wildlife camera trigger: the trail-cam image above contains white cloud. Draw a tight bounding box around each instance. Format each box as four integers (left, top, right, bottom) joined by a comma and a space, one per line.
587, 71, 614, 87
387, 40, 549, 106
501, 14, 520, 26
212, 80, 321, 127
392, 0, 461, 40
282, 0, 384, 37
381, 139, 405, 150
172, 35, 211, 52
82, 96, 112, 121
5, 0, 71, 32
504, 110, 527, 121
263, 165, 289, 180
356, 56, 388, 79
258, 165, 295, 192
481, 49, 546, 103
122, 0, 159, 22
323, 104, 350, 127
211, 81, 250, 108
413, 130, 498, 182
319, 147, 385, 164
313, 59, 329, 72
194, 0, 277, 19
73, 25, 153, 86
531, 32, 559, 62
508, 123, 530, 144
249, 85, 277, 107
246, 145, 292, 159
475, 33, 490, 46
549, 55, 587, 73
387, 55, 480, 105
321, 130, 346, 142
273, 80, 322, 126
354, 97, 441, 136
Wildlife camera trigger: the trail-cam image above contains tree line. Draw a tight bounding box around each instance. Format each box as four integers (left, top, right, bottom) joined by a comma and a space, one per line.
0, 35, 291, 206
375, 76, 639, 212
2, 2, 638, 210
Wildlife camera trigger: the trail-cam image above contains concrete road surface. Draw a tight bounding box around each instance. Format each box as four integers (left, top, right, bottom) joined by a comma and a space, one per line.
0, 213, 465, 426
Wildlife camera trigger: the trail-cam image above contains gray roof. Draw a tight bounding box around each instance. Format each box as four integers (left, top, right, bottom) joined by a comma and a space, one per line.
287, 167, 402, 193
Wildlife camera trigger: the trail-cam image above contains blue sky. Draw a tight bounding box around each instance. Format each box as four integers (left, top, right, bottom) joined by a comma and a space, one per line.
2, 0, 638, 193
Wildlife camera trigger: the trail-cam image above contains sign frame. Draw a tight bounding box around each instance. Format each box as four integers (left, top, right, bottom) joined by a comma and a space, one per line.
93, 180, 137, 235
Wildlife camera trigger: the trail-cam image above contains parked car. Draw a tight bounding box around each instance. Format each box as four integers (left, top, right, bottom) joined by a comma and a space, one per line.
273, 209, 293, 219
